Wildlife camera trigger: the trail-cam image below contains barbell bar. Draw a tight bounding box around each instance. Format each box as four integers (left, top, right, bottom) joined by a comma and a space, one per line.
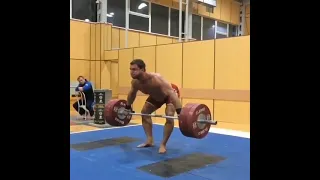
119, 112, 218, 125
103, 99, 218, 139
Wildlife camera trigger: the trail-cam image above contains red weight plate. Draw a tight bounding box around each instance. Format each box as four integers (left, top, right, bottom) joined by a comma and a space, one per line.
179, 103, 211, 139
104, 99, 132, 126
178, 103, 196, 138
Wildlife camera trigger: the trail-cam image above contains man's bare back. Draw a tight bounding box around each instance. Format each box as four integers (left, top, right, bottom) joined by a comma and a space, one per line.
132, 72, 174, 102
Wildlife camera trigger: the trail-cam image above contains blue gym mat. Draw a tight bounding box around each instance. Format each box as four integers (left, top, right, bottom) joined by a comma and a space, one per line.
70, 124, 250, 180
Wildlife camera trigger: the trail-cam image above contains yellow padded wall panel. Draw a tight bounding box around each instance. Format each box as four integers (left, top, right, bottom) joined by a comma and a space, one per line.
139, 33, 157, 47
100, 24, 107, 56
110, 62, 119, 97
118, 95, 127, 102
210, 0, 221, 19
104, 50, 119, 60
220, 0, 232, 23
95, 24, 101, 60
183, 40, 215, 89
151, 0, 172, 7
100, 61, 111, 89
192, 2, 198, 14
95, 61, 101, 88
70, 60, 90, 81
156, 36, 173, 45
90, 24, 96, 60
198, 3, 209, 17
156, 43, 182, 87
106, 24, 112, 50
214, 100, 250, 124
120, 30, 140, 48
90, 61, 96, 86
231, 1, 240, 25
112, 28, 120, 49
70, 21, 91, 60
133, 46, 156, 73
155, 43, 182, 118
118, 49, 134, 87
172, 38, 179, 43
245, 18, 250, 35
215, 36, 250, 90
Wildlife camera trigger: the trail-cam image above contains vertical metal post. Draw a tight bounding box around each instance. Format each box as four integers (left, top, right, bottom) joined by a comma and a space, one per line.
125, 0, 129, 48
100, 0, 107, 22
179, 0, 182, 42
185, 0, 193, 41
200, 16, 203, 40
184, 0, 189, 41
168, 8, 171, 36
149, 0, 152, 33
214, 20, 217, 39
226, 24, 229, 37
239, 2, 246, 36
70, 0, 72, 18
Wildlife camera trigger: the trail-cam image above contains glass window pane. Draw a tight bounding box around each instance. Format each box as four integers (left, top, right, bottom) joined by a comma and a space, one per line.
192, 14, 201, 40
170, 8, 185, 37
107, 0, 125, 27
229, 24, 238, 37
130, 0, 149, 15
217, 21, 227, 34
129, 14, 149, 32
72, 0, 97, 22
202, 17, 215, 40
151, 3, 169, 35
216, 33, 227, 39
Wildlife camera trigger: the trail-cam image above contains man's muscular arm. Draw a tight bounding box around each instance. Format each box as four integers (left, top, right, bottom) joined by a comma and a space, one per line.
157, 76, 182, 115
168, 89, 182, 114
127, 80, 138, 106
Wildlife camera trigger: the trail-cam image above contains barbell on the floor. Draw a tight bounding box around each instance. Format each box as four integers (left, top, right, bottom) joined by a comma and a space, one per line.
103, 99, 218, 139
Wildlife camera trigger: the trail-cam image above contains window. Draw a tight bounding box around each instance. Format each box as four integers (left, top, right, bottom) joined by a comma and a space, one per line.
170, 8, 185, 37
202, 17, 215, 40
216, 33, 227, 39
107, 0, 125, 27
151, 3, 169, 35
129, 14, 149, 32
229, 24, 238, 37
216, 21, 228, 34
130, 0, 149, 15
72, 0, 97, 22
192, 14, 201, 40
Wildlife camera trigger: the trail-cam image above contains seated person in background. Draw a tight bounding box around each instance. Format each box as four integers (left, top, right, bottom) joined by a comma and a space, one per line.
73, 76, 95, 119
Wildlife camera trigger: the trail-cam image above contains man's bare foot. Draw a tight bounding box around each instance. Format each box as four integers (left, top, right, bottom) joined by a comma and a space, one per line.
137, 141, 154, 148
158, 144, 167, 154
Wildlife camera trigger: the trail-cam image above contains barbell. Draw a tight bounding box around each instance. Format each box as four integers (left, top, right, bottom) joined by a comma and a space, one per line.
103, 99, 218, 139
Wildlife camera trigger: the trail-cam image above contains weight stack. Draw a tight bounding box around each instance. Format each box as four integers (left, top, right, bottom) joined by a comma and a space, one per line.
93, 89, 112, 125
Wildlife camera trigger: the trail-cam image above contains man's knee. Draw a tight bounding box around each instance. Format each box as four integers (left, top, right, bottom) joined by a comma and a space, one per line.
141, 103, 157, 122
165, 104, 175, 124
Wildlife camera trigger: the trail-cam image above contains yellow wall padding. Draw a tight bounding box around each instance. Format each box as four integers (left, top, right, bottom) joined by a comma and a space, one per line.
118, 49, 134, 87
182, 40, 215, 89
70, 60, 90, 81
139, 33, 157, 47
215, 36, 250, 90
70, 21, 91, 60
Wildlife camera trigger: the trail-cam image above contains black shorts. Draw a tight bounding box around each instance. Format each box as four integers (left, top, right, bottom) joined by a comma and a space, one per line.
145, 83, 180, 109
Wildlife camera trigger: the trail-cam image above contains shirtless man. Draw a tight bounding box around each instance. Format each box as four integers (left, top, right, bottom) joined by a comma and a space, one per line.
125, 59, 182, 154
